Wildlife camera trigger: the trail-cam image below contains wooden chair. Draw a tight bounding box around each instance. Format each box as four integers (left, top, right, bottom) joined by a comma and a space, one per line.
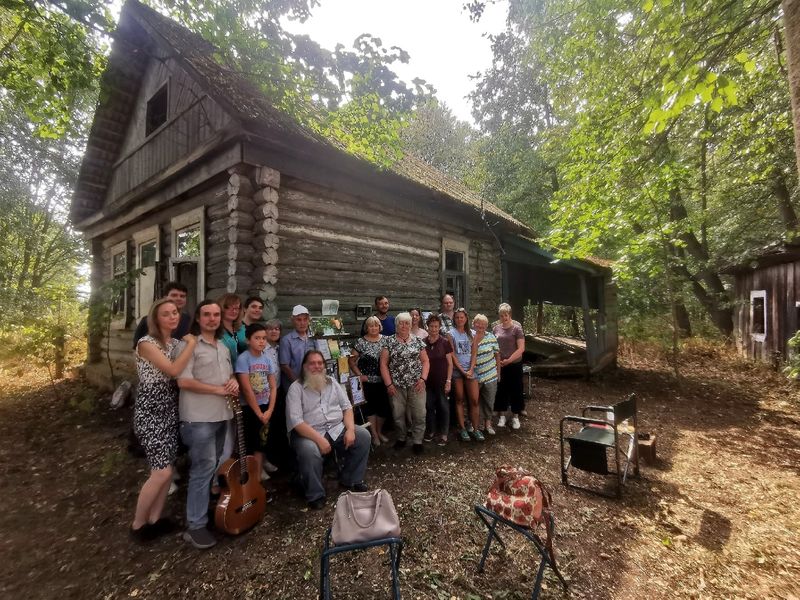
474, 505, 568, 600
319, 527, 403, 599
559, 393, 640, 498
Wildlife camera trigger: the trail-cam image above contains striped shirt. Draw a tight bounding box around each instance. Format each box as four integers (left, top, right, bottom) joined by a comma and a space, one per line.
474, 332, 500, 384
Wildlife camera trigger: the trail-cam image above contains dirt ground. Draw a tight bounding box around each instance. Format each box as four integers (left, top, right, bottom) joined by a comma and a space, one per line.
1, 341, 799, 600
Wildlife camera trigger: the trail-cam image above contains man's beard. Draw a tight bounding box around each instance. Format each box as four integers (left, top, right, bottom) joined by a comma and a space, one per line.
305, 371, 327, 392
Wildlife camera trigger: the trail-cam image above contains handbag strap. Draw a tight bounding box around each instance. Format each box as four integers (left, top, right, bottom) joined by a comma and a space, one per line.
345, 490, 383, 529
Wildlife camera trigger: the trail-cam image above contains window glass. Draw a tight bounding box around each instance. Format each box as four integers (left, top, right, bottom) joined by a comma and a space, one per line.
752, 297, 765, 335
176, 225, 200, 258
145, 84, 168, 136
140, 240, 157, 268
445, 249, 464, 272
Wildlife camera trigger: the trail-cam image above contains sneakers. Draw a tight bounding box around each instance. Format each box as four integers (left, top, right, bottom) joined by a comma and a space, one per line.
466, 423, 474, 433
459, 429, 471, 442
263, 460, 279, 473
423, 433, 434, 443
129, 523, 158, 544
497, 415, 507, 428
412, 443, 424, 455
436, 435, 448, 446
511, 416, 521, 430
472, 430, 485, 442
183, 527, 217, 549
260, 468, 271, 482
485, 425, 496, 436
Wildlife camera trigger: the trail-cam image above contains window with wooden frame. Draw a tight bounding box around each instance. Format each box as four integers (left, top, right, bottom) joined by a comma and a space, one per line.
110, 241, 128, 328
750, 290, 767, 342
170, 208, 204, 313
442, 239, 469, 310
145, 83, 169, 136
133, 226, 160, 321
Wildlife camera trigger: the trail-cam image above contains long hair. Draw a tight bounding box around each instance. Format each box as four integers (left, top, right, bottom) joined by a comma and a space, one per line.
189, 300, 224, 338
146, 298, 179, 347
409, 307, 426, 332
298, 350, 326, 383
453, 307, 473, 340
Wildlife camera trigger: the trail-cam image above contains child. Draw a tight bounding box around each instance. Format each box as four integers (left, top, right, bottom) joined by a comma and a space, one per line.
235, 323, 277, 482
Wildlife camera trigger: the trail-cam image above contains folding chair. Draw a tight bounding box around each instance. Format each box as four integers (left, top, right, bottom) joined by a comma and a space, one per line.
319, 527, 404, 599
560, 393, 640, 498
474, 505, 568, 600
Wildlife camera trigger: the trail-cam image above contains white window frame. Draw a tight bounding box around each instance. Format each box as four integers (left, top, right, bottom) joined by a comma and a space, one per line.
110, 240, 128, 329
170, 207, 205, 297
750, 289, 767, 343
442, 238, 469, 310
133, 225, 160, 321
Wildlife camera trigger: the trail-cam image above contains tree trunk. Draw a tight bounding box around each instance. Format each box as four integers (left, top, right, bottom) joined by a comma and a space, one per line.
672, 300, 693, 338
770, 169, 799, 231
783, 0, 800, 177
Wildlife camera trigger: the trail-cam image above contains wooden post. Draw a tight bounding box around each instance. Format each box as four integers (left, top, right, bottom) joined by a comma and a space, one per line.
536, 301, 544, 334
580, 274, 598, 370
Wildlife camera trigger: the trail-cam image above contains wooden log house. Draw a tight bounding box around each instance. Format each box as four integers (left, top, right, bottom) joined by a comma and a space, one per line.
722, 242, 800, 362
70, 0, 617, 388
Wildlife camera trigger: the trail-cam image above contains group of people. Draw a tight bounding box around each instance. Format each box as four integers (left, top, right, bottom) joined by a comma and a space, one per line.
349, 294, 526, 453
128, 284, 527, 551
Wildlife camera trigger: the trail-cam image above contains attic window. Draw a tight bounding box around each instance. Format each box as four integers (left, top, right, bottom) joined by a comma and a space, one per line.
145, 84, 168, 136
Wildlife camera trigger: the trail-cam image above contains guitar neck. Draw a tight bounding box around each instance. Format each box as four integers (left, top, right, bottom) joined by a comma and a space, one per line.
228, 395, 249, 484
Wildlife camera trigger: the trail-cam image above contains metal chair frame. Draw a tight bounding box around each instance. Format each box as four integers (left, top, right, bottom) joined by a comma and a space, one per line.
319, 527, 403, 600
559, 393, 640, 498
474, 505, 568, 600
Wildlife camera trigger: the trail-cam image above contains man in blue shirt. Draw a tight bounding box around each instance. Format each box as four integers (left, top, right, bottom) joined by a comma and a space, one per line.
360, 295, 396, 336
279, 305, 317, 392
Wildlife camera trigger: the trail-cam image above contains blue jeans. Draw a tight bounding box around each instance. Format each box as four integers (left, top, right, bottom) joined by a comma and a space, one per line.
180, 420, 228, 530
291, 426, 371, 502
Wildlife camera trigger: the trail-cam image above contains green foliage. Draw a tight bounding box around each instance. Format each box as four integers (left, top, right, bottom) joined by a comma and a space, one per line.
469, 0, 795, 337
783, 330, 800, 380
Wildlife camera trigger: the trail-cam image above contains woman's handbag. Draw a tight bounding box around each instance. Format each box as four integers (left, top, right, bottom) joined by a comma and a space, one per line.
331, 489, 401, 545
484, 465, 551, 529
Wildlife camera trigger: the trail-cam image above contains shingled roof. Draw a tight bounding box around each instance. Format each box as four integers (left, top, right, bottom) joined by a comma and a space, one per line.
71, 0, 528, 232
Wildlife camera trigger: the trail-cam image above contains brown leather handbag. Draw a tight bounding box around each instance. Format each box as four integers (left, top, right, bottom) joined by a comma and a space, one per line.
331, 489, 401, 545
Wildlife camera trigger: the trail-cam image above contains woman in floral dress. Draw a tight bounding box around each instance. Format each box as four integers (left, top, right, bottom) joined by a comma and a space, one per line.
349, 316, 391, 446
131, 298, 196, 542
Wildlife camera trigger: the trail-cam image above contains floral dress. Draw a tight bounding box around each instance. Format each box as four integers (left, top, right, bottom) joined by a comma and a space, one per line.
134, 335, 180, 470
383, 335, 425, 389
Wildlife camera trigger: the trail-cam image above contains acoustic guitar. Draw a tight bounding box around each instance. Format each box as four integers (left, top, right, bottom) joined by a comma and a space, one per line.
214, 396, 267, 535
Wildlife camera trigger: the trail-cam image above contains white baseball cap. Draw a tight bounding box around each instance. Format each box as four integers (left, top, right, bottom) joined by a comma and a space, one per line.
292, 304, 310, 316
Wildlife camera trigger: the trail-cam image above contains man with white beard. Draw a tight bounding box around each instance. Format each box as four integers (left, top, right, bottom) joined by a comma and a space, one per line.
286, 350, 371, 509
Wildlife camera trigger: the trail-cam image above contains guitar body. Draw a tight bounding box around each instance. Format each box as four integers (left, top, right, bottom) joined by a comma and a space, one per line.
214, 454, 267, 535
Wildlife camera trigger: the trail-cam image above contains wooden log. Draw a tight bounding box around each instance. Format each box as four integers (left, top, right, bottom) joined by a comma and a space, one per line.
227, 275, 253, 293
228, 210, 255, 228
258, 300, 278, 320
261, 247, 279, 265
228, 243, 257, 261
227, 173, 254, 197
208, 242, 241, 260
206, 287, 228, 301
207, 254, 228, 272
254, 202, 279, 220
253, 284, 277, 301
253, 187, 278, 205
255, 166, 280, 189
252, 233, 280, 250
228, 195, 256, 213
228, 228, 254, 245
255, 218, 279, 234
227, 259, 255, 276
253, 265, 278, 284
207, 272, 230, 289
208, 219, 233, 234
208, 202, 232, 220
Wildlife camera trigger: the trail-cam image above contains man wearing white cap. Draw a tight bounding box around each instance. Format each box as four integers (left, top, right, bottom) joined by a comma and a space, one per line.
279, 305, 317, 392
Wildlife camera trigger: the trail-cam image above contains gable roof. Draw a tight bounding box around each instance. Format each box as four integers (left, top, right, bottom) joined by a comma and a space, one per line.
720, 241, 800, 274
71, 0, 527, 233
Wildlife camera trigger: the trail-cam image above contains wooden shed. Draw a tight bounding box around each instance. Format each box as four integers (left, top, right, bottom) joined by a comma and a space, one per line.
722, 242, 800, 362
71, 0, 617, 387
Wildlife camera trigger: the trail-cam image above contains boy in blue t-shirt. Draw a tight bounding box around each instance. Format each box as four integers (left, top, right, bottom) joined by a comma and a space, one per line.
235, 323, 277, 481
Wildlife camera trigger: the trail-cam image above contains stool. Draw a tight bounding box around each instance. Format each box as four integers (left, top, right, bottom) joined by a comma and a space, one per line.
319, 527, 404, 599
474, 505, 568, 600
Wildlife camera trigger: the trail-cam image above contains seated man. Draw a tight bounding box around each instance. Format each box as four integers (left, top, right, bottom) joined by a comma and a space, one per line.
286, 350, 371, 509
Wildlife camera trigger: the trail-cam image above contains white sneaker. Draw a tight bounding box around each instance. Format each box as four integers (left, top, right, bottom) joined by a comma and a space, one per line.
168, 481, 178, 496
260, 468, 271, 481
497, 415, 507, 428
511, 416, 521, 430
263, 460, 278, 473
486, 425, 496, 436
